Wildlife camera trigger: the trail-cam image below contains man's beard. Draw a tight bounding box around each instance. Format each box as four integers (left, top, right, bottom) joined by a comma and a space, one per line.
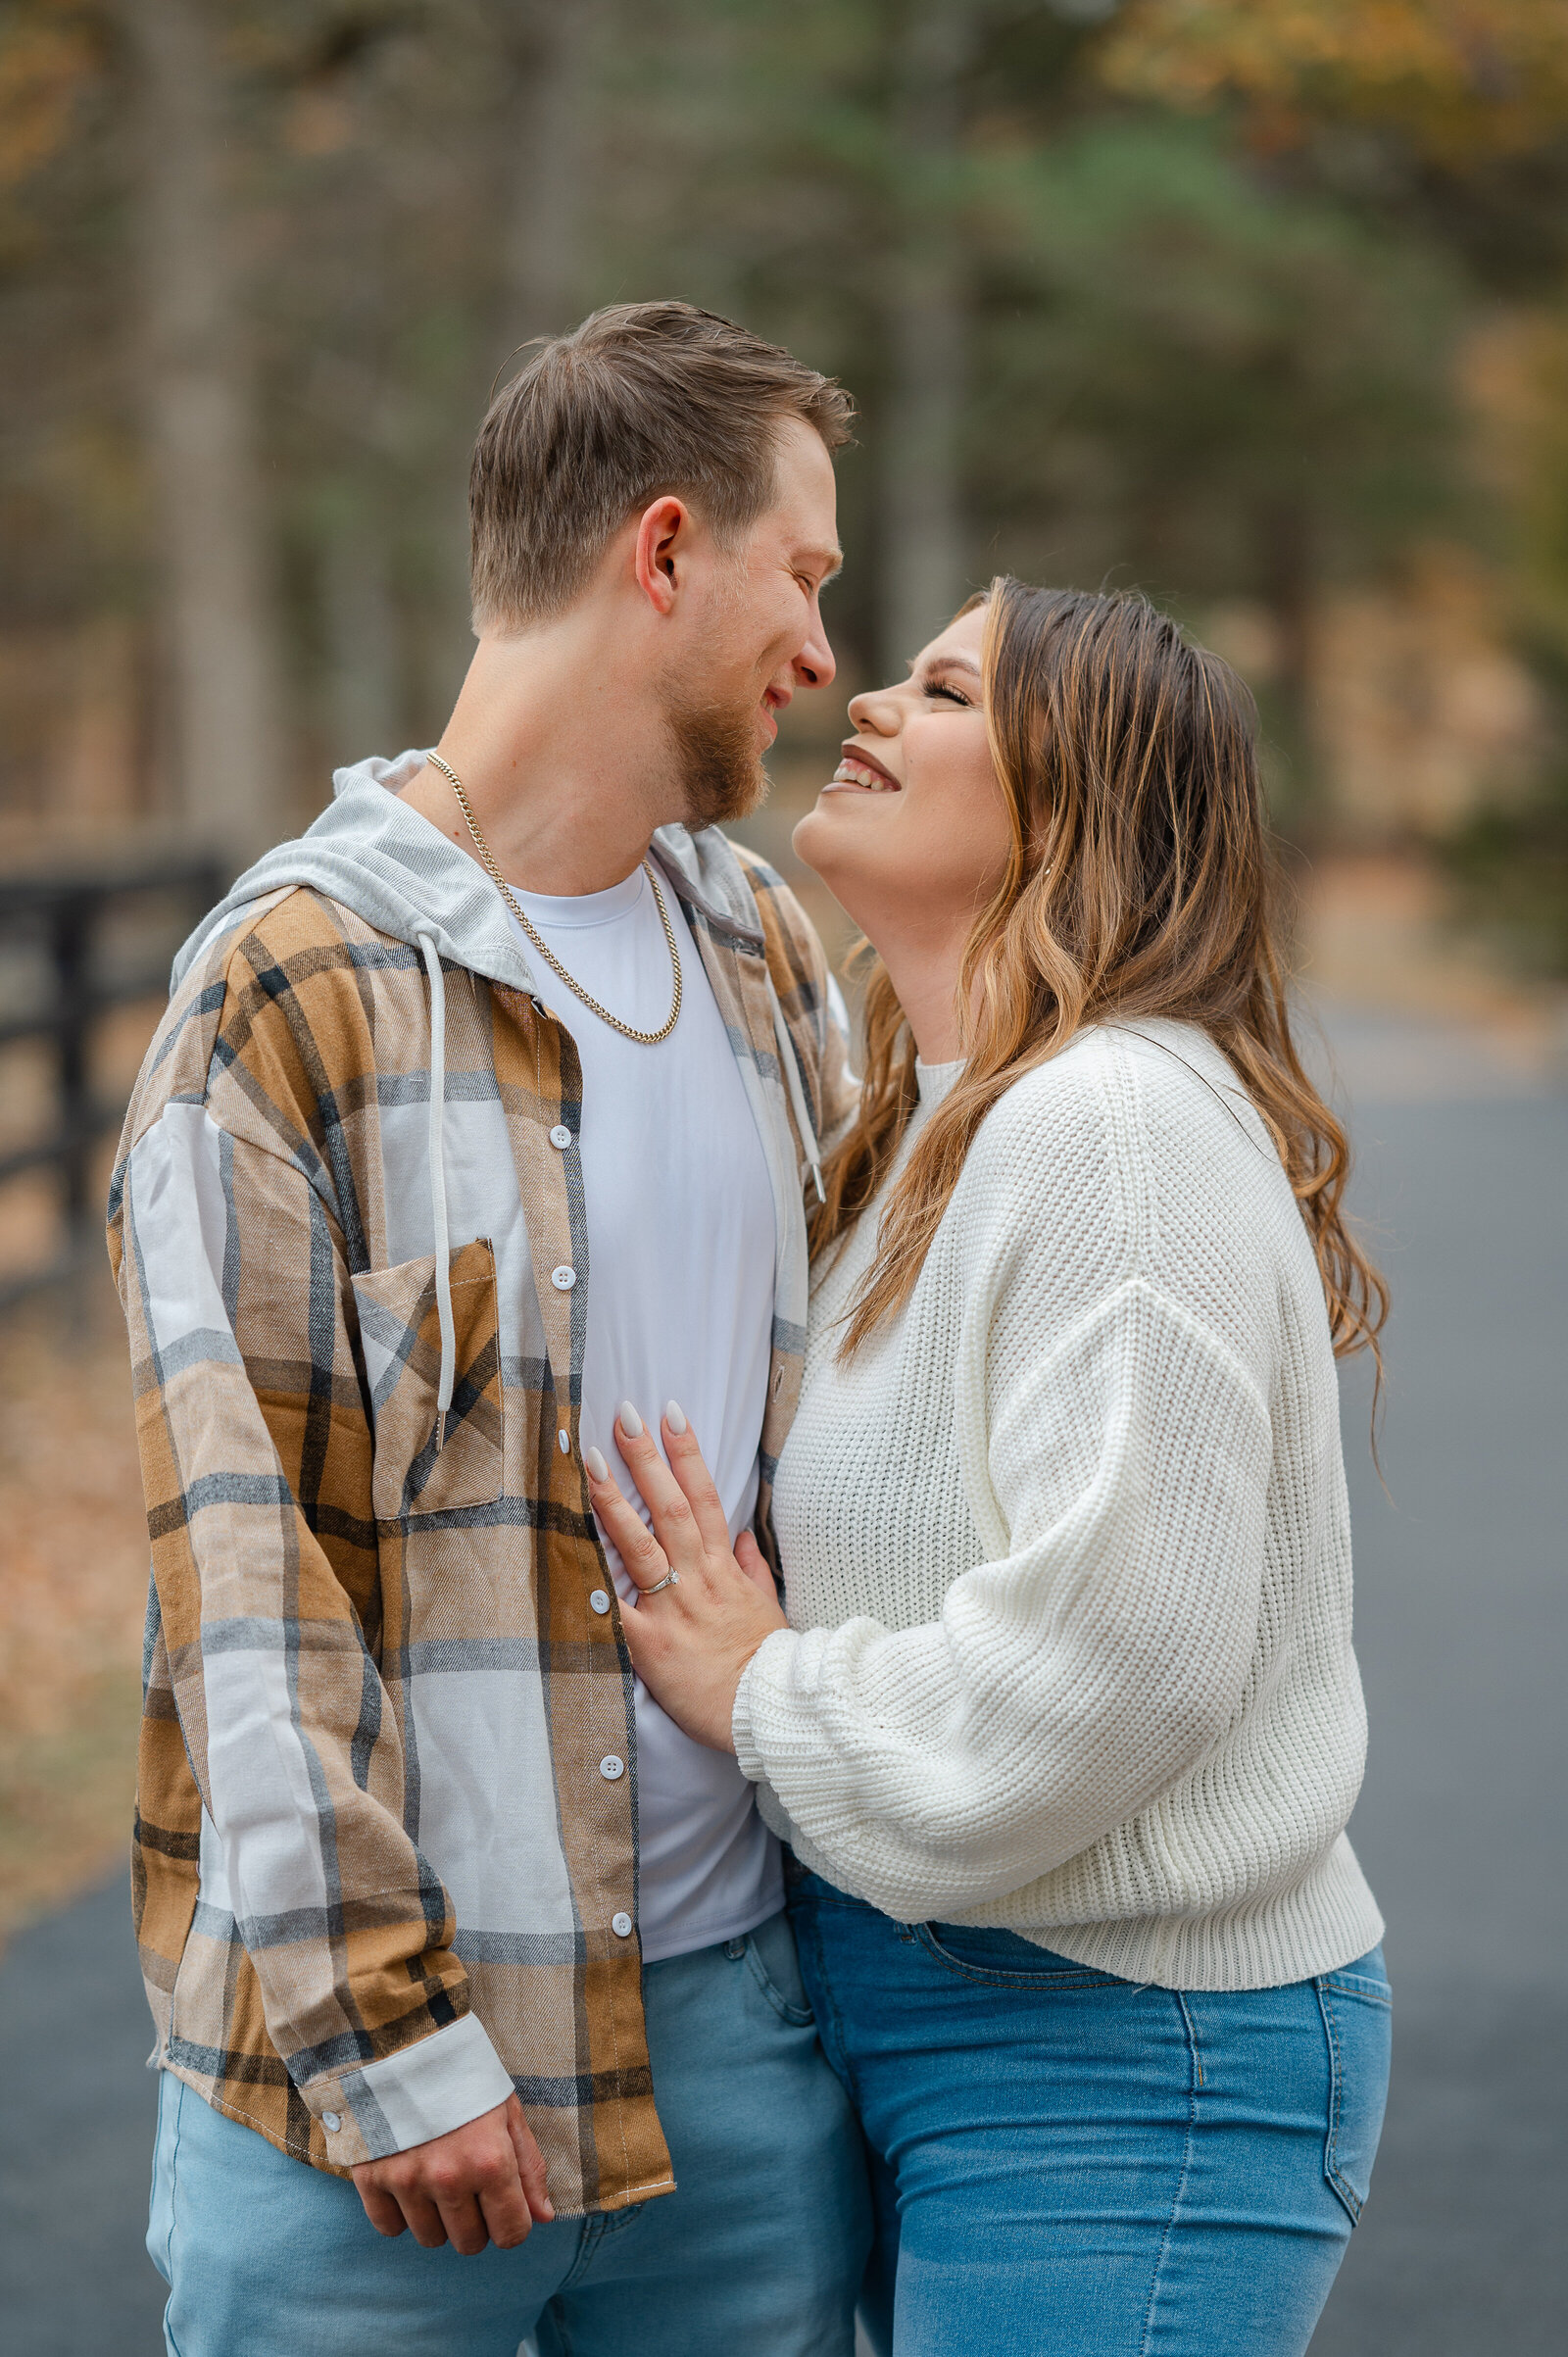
661, 680, 768, 830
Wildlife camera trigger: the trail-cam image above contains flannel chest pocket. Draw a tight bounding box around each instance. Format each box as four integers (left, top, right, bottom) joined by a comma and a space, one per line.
352, 1238, 504, 1519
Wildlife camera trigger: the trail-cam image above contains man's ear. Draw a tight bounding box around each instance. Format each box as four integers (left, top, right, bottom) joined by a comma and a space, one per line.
633, 496, 690, 616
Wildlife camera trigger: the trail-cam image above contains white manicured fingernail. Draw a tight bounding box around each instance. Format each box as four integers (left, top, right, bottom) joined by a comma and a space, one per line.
664, 1399, 688, 1435
584, 1447, 609, 1481
618, 1400, 644, 1438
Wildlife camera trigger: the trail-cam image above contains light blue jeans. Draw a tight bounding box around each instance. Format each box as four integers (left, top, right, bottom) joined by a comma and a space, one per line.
789, 1869, 1392, 2357
147, 1909, 870, 2356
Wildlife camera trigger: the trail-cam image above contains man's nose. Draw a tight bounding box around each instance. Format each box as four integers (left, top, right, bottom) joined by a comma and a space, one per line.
794, 604, 837, 692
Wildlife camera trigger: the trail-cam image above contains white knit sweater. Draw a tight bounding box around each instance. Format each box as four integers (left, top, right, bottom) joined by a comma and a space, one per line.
734, 1020, 1384, 1990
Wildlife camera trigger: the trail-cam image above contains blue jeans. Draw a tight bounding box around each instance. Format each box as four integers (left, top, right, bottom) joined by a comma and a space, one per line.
789, 1870, 1391, 2357
147, 1909, 870, 2356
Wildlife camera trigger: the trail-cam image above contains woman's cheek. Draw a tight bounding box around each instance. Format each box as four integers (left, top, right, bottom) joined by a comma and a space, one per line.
921, 784, 998, 902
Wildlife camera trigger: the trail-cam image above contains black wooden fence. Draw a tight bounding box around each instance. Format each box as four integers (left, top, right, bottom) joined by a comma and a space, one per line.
0, 856, 222, 1309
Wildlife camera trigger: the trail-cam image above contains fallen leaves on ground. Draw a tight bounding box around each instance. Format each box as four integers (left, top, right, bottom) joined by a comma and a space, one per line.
0, 1268, 146, 1943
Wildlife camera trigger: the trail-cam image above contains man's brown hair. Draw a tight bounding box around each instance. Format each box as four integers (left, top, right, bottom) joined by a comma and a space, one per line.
469, 301, 855, 631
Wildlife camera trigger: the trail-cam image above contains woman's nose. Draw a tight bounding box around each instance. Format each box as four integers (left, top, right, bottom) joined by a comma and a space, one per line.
847, 682, 901, 736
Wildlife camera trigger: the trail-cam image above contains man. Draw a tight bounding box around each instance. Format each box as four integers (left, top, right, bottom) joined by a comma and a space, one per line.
111, 302, 869, 2356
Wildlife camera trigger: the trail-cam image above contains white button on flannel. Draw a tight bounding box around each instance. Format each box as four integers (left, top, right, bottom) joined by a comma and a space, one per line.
322, 2110, 342, 2133
558, 1429, 569, 1453
599, 1754, 624, 1781
612, 1912, 633, 1938
551, 1265, 576, 1291
589, 1590, 611, 1615
549, 1124, 572, 1149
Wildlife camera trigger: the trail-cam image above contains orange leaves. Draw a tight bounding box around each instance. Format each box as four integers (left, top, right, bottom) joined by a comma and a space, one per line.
1098, 0, 1568, 162
0, 3, 100, 194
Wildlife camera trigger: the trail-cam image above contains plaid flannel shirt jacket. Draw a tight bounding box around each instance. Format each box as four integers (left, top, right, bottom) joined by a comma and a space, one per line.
108, 764, 854, 2217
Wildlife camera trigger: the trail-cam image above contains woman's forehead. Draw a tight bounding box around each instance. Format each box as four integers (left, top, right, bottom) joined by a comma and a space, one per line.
920, 606, 987, 668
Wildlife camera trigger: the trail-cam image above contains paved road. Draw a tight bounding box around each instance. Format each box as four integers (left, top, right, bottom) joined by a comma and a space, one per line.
1298, 1008, 1567, 2357
2, 1007, 1563, 2354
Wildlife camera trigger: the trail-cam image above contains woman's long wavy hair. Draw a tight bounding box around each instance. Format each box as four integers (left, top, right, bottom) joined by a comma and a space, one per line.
811, 579, 1388, 1386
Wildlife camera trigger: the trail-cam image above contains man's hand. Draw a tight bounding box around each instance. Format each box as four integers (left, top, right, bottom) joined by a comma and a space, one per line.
352, 2095, 553, 2255
586, 1402, 788, 1751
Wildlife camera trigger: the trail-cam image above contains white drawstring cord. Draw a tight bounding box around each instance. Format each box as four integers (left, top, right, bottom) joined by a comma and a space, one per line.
770, 984, 825, 1203
416, 928, 455, 1449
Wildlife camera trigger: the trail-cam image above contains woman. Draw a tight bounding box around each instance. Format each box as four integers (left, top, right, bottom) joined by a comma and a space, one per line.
584, 580, 1392, 2356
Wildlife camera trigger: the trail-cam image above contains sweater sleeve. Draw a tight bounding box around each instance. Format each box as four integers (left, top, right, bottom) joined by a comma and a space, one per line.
732, 1084, 1275, 1923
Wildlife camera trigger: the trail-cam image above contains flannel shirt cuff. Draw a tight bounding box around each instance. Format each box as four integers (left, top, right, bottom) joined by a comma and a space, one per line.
313, 2011, 516, 2167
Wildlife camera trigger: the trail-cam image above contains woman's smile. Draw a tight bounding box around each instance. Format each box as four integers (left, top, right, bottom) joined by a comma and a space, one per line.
824, 747, 902, 792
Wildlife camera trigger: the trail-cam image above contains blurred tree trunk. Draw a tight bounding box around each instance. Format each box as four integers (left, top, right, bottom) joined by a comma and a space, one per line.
405, 0, 602, 704
494, 0, 602, 355
879, 0, 976, 677
322, 499, 400, 763
122, 0, 289, 862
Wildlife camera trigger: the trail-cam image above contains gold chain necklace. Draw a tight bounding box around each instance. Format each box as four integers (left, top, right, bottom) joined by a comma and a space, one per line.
427, 751, 682, 1047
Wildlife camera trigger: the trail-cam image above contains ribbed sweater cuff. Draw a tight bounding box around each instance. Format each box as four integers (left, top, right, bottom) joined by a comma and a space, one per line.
731, 1628, 801, 1787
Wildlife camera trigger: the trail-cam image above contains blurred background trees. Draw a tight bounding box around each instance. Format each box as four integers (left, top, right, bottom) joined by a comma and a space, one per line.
1, 0, 1567, 968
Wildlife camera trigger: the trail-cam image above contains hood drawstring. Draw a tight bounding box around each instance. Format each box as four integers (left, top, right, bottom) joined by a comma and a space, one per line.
769, 981, 825, 1204
416, 928, 456, 1449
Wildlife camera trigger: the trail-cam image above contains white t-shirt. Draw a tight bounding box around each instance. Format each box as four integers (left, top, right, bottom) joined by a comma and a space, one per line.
506, 863, 782, 1961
